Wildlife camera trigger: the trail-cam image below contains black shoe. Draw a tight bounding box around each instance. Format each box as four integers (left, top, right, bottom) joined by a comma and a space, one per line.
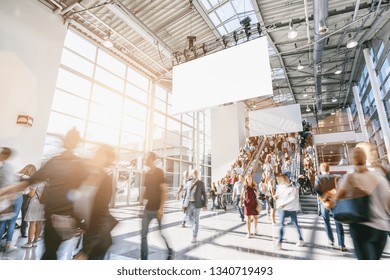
167, 248, 174, 260
21, 235, 28, 238
14, 223, 21, 229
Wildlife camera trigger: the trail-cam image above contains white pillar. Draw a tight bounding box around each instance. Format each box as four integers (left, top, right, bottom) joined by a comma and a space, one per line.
145, 81, 156, 153
363, 48, 390, 162
210, 103, 246, 183
352, 85, 369, 141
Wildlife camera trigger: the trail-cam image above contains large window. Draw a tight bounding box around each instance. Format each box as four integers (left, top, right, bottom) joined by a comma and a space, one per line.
45, 30, 212, 204
353, 42, 390, 164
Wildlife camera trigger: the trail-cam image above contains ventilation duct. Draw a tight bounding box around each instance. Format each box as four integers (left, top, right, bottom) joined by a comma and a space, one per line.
313, 0, 329, 113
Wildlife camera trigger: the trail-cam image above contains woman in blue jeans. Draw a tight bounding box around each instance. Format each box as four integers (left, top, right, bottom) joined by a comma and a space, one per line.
0, 193, 23, 251
274, 174, 304, 250
335, 147, 390, 259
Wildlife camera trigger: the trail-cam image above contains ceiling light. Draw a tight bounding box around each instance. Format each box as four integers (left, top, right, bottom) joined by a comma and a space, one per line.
297, 60, 304, 70
331, 109, 335, 115
303, 93, 308, 97
332, 97, 337, 102
346, 33, 358, 49
306, 105, 311, 112
318, 19, 329, 35
103, 32, 114, 48
288, 19, 298, 40
335, 68, 342, 75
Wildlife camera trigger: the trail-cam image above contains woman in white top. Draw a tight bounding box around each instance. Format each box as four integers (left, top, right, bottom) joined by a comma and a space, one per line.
335, 147, 390, 260
275, 174, 304, 249
22, 182, 45, 248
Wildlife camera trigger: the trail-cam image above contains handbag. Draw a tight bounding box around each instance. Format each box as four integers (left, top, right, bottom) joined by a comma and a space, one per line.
319, 189, 336, 210
333, 174, 370, 224
256, 198, 262, 213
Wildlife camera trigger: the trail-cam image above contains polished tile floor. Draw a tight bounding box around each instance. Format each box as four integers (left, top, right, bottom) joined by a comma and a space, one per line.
1, 199, 390, 260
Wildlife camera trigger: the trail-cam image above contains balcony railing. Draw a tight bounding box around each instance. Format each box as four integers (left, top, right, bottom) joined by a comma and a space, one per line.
313, 122, 354, 135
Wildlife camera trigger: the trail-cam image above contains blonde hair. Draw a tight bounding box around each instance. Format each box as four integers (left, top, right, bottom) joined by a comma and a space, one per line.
320, 162, 330, 172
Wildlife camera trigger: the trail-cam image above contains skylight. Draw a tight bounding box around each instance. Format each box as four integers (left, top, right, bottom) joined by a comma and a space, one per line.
200, 0, 258, 37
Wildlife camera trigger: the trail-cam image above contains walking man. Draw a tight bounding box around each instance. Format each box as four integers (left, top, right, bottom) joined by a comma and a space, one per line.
314, 162, 346, 252
140, 152, 173, 260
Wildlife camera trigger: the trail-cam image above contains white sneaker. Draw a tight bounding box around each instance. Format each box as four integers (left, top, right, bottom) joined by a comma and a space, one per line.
32, 241, 38, 247
296, 240, 305, 247
191, 238, 197, 243
21, 243, 32, 249
246, 233, 251, 239
275, 241, 282, 250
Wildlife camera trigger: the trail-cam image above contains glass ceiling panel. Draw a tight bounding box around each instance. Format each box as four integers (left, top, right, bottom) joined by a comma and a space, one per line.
208, 11, 221, 26
208, 0, 220, 8
224, 19, 241, 33
232, 0, 254, 15
217, 26, 227, 36
216, 2, 235, 23
203, 0, 258, 37
199, 0, 212, 10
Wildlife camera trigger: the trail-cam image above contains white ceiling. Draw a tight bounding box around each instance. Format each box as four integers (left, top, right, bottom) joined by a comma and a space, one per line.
37, 0, 390, 117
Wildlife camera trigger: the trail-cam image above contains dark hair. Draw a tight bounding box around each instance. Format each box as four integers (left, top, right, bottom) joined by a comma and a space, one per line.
63, 128, 81, 150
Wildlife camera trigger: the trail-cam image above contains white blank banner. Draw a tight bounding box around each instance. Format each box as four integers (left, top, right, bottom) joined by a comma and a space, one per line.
249, 104, 303, 136
172, 37, 272, 113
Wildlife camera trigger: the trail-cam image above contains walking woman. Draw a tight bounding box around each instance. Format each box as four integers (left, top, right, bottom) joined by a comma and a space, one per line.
241, 175, 259, 238
335, 147, 390, 259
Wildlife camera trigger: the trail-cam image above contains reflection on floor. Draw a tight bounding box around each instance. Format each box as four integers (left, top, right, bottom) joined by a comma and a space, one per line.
1, 200, 390, 260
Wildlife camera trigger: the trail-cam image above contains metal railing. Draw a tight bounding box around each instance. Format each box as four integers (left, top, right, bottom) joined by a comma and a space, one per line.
312, 122, 354, 134
243, 136, 267, 177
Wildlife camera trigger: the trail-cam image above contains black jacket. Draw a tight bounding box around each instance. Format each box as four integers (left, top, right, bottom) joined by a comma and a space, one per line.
193, 180, 208, 208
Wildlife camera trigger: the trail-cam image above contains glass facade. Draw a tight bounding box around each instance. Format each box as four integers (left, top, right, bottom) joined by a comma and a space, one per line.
352, 40, 390, 164
43, 30, 212, 206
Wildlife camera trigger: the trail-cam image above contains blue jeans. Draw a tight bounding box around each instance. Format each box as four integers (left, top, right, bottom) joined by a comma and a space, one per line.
278, 210, 303, 242
350, 223, 388, 260
0, 194, 23, 244
140, 209, 170, 260
234, 196, 244, 220
187, 202, 201, 238
320, 203, 345, 247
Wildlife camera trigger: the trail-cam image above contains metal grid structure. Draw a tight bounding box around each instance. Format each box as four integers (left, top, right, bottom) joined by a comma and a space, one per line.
37, 0, 390, 116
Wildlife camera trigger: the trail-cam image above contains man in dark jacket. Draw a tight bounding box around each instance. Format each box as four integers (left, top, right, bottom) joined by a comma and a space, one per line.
184, 168, 207, 243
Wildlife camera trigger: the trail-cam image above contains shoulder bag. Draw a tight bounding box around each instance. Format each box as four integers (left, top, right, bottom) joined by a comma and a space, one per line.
333, 173, 370, 224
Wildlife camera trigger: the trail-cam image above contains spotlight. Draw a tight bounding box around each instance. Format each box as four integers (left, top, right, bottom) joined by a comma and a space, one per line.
332, 96, 337, 102
257, 23, 262, 36
331, 109, 336, 115
346, 33, 358, 49
222, 35, 228, 48
233, 31, 238, 44
335, 67, 342, 75
103, 31, 113, 48
297, 60, 304, 70
287, 19, 298, 39
240, 16, 252, 40
306, 105, 311, 112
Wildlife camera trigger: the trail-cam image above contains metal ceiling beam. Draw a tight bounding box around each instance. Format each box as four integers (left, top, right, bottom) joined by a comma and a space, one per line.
191, 0, 222, 39
68, 19, 158, 78
71, 2, 172, 76
251, 0, 296, 104
107, 0, 173, 59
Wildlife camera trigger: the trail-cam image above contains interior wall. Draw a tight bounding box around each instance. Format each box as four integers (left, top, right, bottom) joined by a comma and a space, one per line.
0, 0, 67, 170
211, 103, 246, 183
